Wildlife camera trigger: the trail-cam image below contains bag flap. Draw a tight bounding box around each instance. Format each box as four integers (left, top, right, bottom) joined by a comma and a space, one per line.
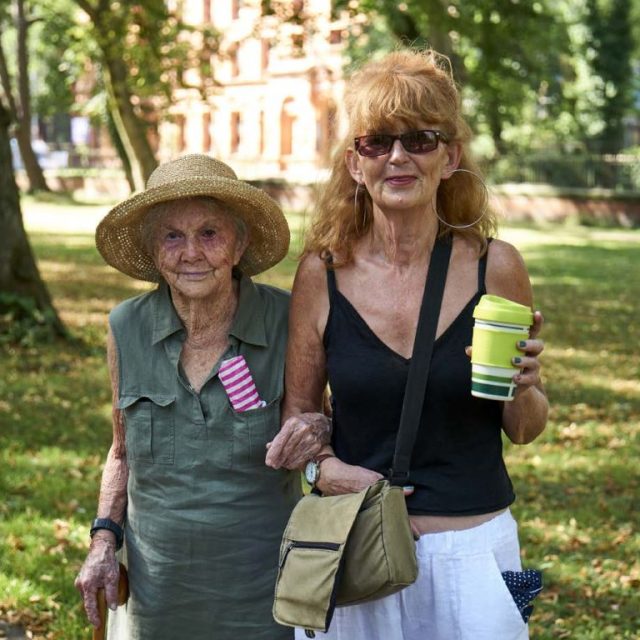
284, 482, 377, 545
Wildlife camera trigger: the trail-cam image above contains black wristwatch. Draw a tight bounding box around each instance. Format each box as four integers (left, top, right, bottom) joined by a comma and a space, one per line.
90, 518, 124, 550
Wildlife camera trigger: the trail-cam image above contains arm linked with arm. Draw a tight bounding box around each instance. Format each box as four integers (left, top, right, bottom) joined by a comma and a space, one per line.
266, 255, 383, 493
265, 255, 332, 470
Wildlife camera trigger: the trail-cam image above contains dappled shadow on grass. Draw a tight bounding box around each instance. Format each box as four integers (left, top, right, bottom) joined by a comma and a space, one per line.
509, 437, 640, 639
546, 378, 640, 425
0, 507, 100, 640
0, 340, 113, 456
526, 244, 639, 357
28, 233, 104, 264
0, 448, 104, 521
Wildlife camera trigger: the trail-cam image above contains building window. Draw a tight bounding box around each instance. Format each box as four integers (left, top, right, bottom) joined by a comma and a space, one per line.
315, 102, 337, 162
291, 33, 304, 56
231, 112, 241, 153
329, 29, 342, 45
259, 110, 265, 155
176, 114, 186, 152
261, 39, 270, 72
230, 48, 239, 78
203, 112, 211, 151
280, 98, 295, 156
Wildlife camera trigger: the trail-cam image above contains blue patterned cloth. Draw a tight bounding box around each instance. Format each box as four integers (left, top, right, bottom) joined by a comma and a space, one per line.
501, 569, 543, 623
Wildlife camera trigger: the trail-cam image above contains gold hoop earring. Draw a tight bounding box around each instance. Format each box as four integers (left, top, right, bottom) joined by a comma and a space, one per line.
435, 168, 488, 230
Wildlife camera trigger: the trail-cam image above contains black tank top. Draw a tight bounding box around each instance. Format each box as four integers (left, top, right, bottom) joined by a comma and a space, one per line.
324, 248, 515, 515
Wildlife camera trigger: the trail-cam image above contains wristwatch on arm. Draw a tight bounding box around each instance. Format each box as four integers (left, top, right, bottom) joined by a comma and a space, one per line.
90, 518, 124, 550
304, 453, 336, 490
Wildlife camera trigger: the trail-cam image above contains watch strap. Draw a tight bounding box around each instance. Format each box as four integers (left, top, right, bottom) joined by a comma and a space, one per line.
90, 518, 124, 550
315, 453, 335, 465
313, 453, 335, 486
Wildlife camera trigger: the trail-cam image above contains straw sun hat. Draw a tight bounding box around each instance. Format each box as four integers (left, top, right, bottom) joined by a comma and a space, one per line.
95, 154, 290, 281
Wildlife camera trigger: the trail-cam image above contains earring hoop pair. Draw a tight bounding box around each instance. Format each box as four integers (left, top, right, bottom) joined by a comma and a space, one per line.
435, 168, 489, 230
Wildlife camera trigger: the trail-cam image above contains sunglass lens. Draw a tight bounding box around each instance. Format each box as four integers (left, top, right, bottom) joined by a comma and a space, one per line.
402, 130, 438, 153
357, 134, 393, 157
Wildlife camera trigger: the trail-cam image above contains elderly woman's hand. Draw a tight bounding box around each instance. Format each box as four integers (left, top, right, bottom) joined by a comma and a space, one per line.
315, 457, 384, 496
74, 536, 120, 628
265, 412, 332, 469
512, 311, 545, 394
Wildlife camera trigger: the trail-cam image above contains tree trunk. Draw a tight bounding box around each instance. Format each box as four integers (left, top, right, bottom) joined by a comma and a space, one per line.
0, 14, 50, 193
14, 0, 50, 192
14, 123, 50, 192
73, 0, 157, 190
105, 105, 136, 192
0, 102, 66, 337
421, 0, 466, 83
103, 54, 158, 191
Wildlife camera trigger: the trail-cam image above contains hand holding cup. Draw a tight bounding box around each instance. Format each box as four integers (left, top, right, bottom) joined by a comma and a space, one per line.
470, 295, 534, 401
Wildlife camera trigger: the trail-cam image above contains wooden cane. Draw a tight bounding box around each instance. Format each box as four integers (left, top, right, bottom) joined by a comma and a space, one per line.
93, 563, 129, 640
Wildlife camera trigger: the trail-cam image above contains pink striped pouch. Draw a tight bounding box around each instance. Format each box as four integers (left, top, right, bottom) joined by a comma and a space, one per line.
218, 355, 266, 412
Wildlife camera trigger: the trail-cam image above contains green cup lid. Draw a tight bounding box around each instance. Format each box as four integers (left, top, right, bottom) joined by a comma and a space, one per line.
473, 294, 533, 326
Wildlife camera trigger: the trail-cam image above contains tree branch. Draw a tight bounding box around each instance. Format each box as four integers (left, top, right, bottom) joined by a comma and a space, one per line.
16, 0, 31, 126
73, 0, 97, 21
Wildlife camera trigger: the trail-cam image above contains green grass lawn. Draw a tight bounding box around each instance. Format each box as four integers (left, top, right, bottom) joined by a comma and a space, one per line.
1, 201, 639, 639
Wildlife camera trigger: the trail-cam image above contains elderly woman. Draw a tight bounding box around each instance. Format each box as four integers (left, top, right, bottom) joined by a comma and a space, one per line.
266, 50, 548, 639
75, 154, 327, 639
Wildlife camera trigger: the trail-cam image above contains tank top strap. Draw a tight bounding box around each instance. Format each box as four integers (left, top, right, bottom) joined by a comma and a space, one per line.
477, 237, 493, 293
325, 255, 338, 301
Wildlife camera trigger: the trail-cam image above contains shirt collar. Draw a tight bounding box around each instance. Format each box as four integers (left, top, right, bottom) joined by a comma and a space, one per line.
150, 275, 268, 347
151, 282, 183, 345
229, 273, 268, 347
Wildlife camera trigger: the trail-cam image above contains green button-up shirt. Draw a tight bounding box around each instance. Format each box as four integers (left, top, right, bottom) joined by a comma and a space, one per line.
110, 275, 298, 639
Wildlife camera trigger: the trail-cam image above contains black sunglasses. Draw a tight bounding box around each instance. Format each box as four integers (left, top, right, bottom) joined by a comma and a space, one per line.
354, 129, 449, 157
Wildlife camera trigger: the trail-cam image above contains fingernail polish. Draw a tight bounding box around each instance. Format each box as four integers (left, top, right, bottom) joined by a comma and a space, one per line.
513, 357, 522, 364
518, 341, 527, 348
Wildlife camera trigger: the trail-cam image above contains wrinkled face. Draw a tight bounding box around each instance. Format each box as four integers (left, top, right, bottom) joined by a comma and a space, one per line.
152, 201, 248, 300
346, 122, 460, 215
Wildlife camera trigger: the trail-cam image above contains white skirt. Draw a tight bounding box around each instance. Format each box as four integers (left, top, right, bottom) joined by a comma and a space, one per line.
296, 509, 530, 640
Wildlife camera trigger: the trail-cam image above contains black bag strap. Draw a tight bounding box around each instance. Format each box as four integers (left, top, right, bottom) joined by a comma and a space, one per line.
389, 235, 452, 485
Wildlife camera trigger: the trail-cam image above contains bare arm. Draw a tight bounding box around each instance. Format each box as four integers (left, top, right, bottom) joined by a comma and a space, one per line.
266, 254, 331, 469
266, 255, 382, 492
485, 240, 549, 444
75, 326, 129, 627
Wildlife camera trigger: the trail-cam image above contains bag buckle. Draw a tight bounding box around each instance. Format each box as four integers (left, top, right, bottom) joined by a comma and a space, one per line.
387, 469, 410, 486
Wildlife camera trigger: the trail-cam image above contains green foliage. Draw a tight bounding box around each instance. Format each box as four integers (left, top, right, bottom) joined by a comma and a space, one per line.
73, 0, 220, 107
339, 0, 640, 158
1, 198, 640, 638
1, 0, 221, 157
0, 292, 63, 347
586, 0, 635, 153
338, 1, 572, 151
30, 0, 86, 119
487, 153, 640, 191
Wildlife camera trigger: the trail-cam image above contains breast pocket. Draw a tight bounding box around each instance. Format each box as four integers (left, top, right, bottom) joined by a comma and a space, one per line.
120, 394, 176, 465
228, 396, 281, 469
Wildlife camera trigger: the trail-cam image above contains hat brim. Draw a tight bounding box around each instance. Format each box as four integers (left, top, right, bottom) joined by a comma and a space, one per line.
95, 177, 290, 281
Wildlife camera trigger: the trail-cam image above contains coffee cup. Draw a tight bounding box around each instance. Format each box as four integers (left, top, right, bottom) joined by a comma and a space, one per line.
471, 295, 533, 401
